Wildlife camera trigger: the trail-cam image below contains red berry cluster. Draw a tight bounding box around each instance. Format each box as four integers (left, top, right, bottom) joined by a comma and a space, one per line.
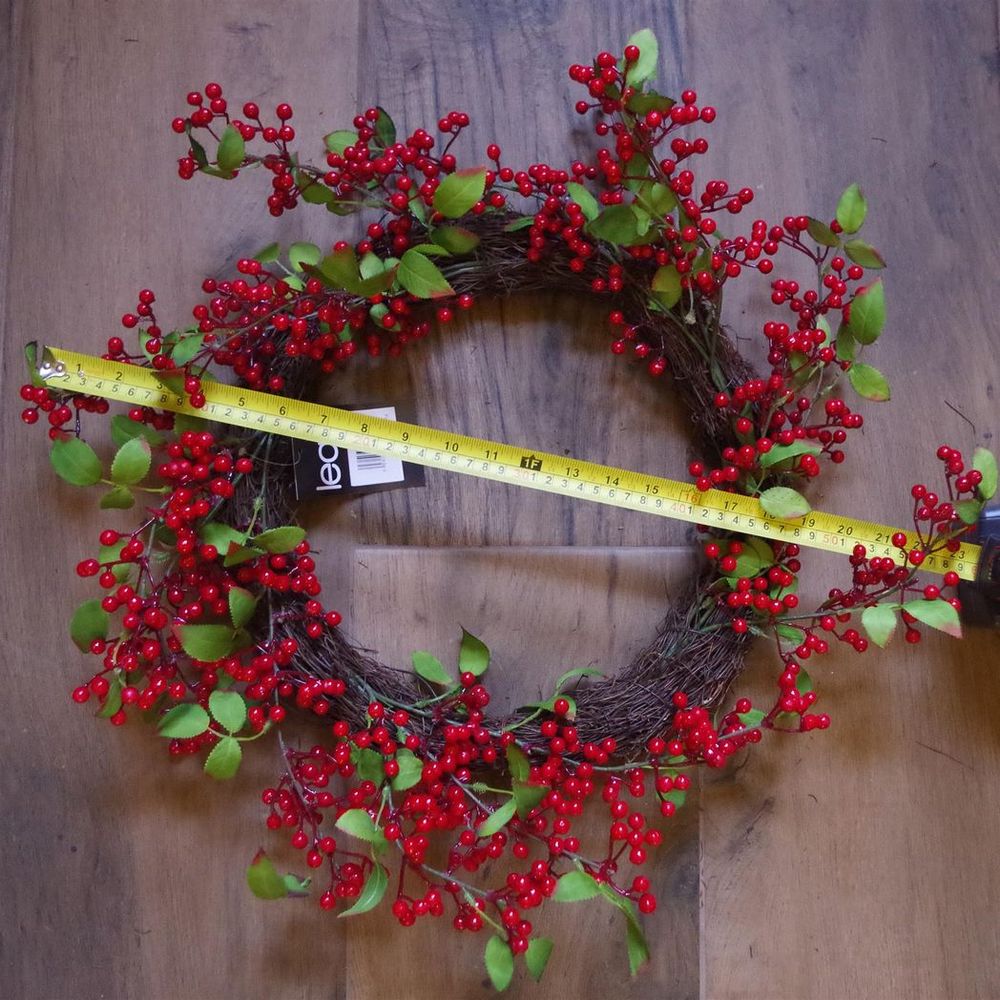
254, 685, 731, 944
20, 382, 108, 433
68, 429, 341, 736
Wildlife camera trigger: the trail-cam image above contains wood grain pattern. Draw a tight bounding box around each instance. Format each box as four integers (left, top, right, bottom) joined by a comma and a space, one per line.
2, 1, 999, 998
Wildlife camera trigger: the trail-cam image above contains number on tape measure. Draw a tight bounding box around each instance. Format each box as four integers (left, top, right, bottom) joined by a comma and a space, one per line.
37, 345, 982, 581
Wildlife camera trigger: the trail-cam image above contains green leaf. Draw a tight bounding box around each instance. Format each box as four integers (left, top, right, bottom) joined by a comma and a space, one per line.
759, 486, 811, 519
553, 869, 601, 902
158, 702, 210, 739
484, 936, 515, 992
100, 485, 135, 510
216, 125, 245, 172
223, 543, 266, 568
24, 341, 44, 387
187, 130, 208, 168
283, 874, 311, 897
737, 708, 765, 728
433, 167, 487, 218
314, 246, 361, 291
297, 172, 334, 205
110, 415, 164, 449
504, 215, 534, 233
398, 249, 455, 299
408, 243, 450, 258
358, 253, 388, 279
955, 499, 983, 526
796, 667, 814, 695
835, 325, 857, 363
351, 747, 386, 785
651, 264, 682, 308
477, 797, 516, 838
368, 302, 394, 330
326, 196, 362, 217
788, 350, 819, 391
625, 89, 675, 116
566, 181, 600, 221
357, 266, 399, 299
587, 203, 650, 246
199, 522, 246, 552
253, 242, 281, 264
534, 692, 577, 720
169, 333, 204, 367
232, 628, 254, 653
252, 526, 306, 553
625, 910, 651, 976
505, 744, 530, 783
412, 650, 453, 687
459, 628, 490, 676
554, 666, 604, 691
973, 447, 998, 500
50, 437, 102, 487
806, 217, 839, 247
110, 437, 151, 486
246, 851, 288, 900
408, 194, 428, 224
99, 539, 133, 582
775, 623, 806, 644
204, 735, 242, 779
228, 587, 258, 630
848, 362, 891, 401
513, 781, 547, 818
593, 883, 650, 975
208, 690, 247, 733
633, 180, 677, 218
96, 670, 124, 718
288, 242, 321, 271
745, 535, 777, 565
903, 597, 962, 639
847, 280, 885, 345
335, 808, 386, 847
430, 225, 481, 255
844, 239, 886, 269
372, 106, 396, 148
70, 599, 109, 651
390, 749, 423, 791
836, 183, 867, 234
339, 862, 388, 917
172, 413, 208, 436
525, 938, 554, 982
861, 604, 898, 648
324, 129, 356, 155
758, 440, 822, 469
623, 27, 659, 85
722, 549, 765, 580
662, 788, 687, 808
177, 623, 236, 662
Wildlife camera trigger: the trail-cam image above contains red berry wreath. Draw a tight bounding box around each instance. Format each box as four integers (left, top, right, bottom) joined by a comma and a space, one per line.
18, 26, 996, 991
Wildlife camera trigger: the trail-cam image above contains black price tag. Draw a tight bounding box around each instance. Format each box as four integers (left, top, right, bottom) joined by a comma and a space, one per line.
292, 405, 425, 500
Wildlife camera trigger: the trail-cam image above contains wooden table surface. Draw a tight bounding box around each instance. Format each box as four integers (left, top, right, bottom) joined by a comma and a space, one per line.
2, 2, 999, 998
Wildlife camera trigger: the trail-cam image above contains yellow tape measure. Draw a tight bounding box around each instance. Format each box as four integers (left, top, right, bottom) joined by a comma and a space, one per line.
39, 345, 982, 581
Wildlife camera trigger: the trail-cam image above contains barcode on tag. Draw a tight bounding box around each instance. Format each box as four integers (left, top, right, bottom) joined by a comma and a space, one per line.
347, 407, 405, 486
354, 452, 389, 471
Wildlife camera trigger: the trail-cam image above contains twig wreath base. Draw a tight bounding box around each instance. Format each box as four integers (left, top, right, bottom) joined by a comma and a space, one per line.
246, 208, 755, 758
19, 26, 995, 990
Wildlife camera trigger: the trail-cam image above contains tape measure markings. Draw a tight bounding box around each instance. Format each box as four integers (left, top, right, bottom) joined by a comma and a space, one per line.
39, 346, 981, 581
